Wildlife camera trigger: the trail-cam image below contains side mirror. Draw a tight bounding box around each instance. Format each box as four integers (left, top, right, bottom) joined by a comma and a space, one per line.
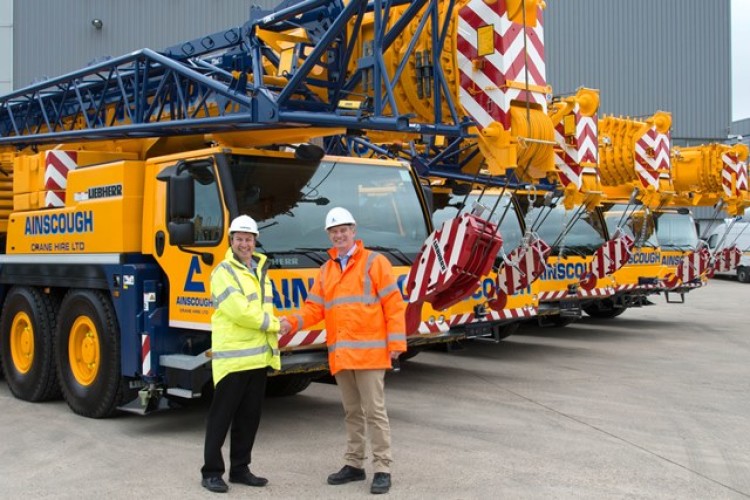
168, 221, 196, 246
169, 171, 195, 219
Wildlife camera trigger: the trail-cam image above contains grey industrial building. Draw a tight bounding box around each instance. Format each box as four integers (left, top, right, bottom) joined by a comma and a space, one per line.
3, 0, 745, 227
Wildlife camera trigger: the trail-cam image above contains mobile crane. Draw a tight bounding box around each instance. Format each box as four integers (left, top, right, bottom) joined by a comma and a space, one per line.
582, 111, 675, 317
585, 113, 749, 317
670, 142, 749, 281
0, 0, 564, 416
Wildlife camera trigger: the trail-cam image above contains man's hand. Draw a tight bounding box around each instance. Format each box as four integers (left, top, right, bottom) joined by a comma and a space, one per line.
278, 316, 292, 335
389, 351, 403, 360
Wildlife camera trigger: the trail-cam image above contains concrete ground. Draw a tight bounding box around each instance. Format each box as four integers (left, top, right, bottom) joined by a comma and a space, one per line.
1, 279, 749, 499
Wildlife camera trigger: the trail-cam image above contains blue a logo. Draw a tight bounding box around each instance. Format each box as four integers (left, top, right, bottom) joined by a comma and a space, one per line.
185, 256, 206, 292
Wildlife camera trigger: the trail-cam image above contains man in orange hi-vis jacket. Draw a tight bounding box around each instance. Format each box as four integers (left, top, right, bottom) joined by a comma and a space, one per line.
285, 206, 406, 495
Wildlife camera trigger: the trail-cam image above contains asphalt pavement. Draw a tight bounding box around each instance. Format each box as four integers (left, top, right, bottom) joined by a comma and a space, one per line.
1, 279, 749, 499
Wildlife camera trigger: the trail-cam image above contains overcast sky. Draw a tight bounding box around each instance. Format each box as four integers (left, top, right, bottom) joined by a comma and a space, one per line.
733, 0, 750, 121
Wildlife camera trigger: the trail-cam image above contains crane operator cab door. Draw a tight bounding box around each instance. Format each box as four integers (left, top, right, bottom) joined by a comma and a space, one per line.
154, 156, 227, 332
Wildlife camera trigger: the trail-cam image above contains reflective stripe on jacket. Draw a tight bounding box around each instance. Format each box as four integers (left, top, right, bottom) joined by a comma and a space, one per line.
210, 248, 280, 385
290, 240, 406, 374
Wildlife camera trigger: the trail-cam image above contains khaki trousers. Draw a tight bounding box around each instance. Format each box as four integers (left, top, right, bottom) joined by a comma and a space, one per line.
334, 369, 392, 473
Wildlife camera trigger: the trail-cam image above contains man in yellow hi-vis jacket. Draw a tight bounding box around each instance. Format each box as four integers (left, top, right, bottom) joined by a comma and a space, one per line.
200, 215, 289, 494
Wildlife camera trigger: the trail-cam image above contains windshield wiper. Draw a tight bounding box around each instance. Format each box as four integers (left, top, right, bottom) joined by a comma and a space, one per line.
368, 246, 413, 266
663, 244, 695, 251
633, 241, 659, 249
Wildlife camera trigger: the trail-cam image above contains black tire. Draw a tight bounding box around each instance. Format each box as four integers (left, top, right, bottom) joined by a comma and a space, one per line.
265, 374, 313, 397
495, 322, 519, 340
398, 347, 422, 362
541, 315, 578, 328
583, 299, 627, 319
0, 286, 61, 401
56, 289, 124, 418
738, 267, 750, 284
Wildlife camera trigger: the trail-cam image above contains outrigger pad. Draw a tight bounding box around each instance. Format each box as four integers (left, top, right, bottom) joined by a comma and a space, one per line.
404, 213, 503, 333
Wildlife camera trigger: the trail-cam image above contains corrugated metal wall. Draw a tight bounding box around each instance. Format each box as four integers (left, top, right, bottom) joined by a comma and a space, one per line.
14, 0, 277, 88
730, 117, 750, 137
9, 1, 740, 227
545, 0, 732, 147
15, 1, 733, 145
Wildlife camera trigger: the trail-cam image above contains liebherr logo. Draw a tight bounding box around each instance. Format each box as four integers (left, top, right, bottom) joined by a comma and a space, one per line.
432, 240, 447, 272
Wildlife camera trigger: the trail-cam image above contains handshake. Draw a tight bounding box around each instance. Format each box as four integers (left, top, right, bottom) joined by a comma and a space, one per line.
278, 316, 293, 336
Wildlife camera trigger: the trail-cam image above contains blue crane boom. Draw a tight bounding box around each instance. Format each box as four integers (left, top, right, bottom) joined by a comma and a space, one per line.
0, 0, 467, 149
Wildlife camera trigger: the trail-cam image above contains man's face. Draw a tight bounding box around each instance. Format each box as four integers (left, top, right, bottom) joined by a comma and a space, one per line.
327, 224, 356, 255
231, 231, 256, 263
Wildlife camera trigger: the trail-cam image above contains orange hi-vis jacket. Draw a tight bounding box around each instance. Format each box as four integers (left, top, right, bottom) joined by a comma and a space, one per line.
289, 240, 407, 374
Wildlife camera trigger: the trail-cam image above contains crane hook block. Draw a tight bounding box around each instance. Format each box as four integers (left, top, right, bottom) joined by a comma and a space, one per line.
494, 236, 551, 300
405, 213, 503, 333
582, 233, 635, 289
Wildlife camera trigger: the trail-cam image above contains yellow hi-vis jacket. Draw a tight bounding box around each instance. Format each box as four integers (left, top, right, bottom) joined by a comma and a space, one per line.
289, 240, 407, 375
210, 248, 280, 385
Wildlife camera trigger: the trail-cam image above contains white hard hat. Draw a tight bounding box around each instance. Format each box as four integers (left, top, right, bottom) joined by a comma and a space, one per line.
228, 215, 259, 235
325, 207, 356, 230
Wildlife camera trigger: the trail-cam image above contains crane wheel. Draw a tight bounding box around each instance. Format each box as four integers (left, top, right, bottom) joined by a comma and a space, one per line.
0, 286, 61, 401
737, 267, 750, 284
56, 289, 123, 418
265, 374, 313, 397
538, 314, 579, 328
583, 299, 627, 319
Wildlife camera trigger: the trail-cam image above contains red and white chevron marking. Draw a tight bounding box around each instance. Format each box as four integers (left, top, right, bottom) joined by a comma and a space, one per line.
415, 319, 451, 335
405, 213, 503, 333
278, 329, 327, 349
634, 127, 670, 190
141, 334, 152, 376
675, 247, 711, 283
537, 290, 570, 301
457, 1, 546, 130
738, 161, 749, 191
406, 216, 469, 304
588, 234, 635, 279
577, 286, 615, 298
613, 283, 660, 293
44, 150, 78, 207
449, 306, 536, 327
554, 111, 598, 189
538, 287, 614, 301
276, 316, 461, 350
712, 246, 742, 273
721, 152, 748, 197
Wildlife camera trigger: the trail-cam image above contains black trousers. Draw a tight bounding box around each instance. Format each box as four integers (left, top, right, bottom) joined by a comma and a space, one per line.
201, 367, 267, 479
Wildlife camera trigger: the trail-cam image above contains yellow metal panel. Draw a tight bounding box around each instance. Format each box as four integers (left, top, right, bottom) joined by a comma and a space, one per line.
7, 160, 145, 254
477, 25, 494, 57
13, 155, 44, 195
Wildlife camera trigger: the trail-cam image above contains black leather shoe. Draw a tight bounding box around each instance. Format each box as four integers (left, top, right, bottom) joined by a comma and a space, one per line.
229, 471, 268, 487
201, 476, 229, 493
370, 472, 391, 494
327, 465, 366, 485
